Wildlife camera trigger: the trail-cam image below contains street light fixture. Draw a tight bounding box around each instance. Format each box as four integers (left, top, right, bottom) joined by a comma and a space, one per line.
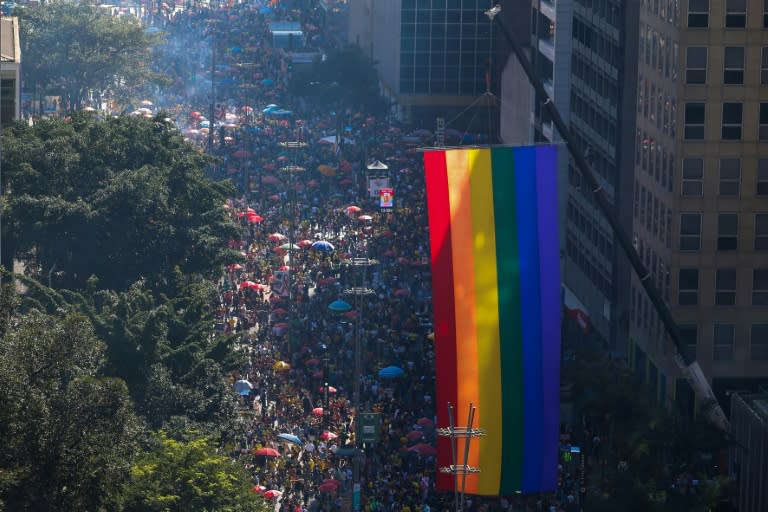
341, 255, 376, 512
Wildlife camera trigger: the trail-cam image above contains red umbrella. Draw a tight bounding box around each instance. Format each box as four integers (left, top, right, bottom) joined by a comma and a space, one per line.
252, 485, 267, 494
320, 431, 338, 440
344, 205, 362, 214
321, 479, 342, 488
271, 307, 288, 316
254, 447, 281, 457
305, 358, 320, 366
263, 490, 283, 499
394, 288, 411, 297
240, 280, 258, 289
269, 194, 281, 201
278, 265, 291, 271
298, 239, 313, 248
317, 277, 336, 286
406, 430, 424, 441
227, 263, 244, 271
417, 417, 434, 428
312, 407, 324, 417
407, 443, 437, 456
343, 310, 357, 318
319, 386, 337, 394
318, 482, 338, 493
273, 322, 289, 329
246, 214, 264, 223
358, 214, 373, 221
268, 233, 287, 242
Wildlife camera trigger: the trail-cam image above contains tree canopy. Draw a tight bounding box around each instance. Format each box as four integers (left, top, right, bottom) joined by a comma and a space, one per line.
0, 302, 140, 512
124, 431, 270, 512
2, 113, 242, 291
18, 3, 165, 110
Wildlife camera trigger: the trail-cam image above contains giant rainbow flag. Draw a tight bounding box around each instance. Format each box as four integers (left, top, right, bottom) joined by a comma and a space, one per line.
423, 145, 561, 495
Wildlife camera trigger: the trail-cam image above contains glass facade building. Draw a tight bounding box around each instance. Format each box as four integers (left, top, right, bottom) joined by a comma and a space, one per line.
399, 0, 494, 96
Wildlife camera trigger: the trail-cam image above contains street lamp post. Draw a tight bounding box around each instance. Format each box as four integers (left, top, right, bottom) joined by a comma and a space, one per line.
278, 142, 307, 352
342, 257, 377, 512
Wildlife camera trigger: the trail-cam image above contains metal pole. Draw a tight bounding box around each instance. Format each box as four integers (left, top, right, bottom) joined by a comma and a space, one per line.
447, 403, 459, 512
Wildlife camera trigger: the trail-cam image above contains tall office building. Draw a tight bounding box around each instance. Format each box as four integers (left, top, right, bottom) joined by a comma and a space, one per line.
499, 0, 768, 410
348, 0, 497, 131
500, 0, 639, 357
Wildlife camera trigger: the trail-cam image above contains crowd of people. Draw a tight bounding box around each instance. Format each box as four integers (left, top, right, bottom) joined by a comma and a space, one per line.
138, 2, 583, 511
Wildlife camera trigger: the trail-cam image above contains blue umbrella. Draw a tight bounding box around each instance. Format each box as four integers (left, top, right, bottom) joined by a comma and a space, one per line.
328, 299, 352, 312
234, 379, 253, 395
277, 433, 302, 445
378, 366, 405, 379
261, 78, 275, 86
311, 240, 334, 252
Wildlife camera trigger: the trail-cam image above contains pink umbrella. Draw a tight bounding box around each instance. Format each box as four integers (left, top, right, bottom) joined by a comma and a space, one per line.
358, 215, 373, 221
252, 485, 267, 494
263, 490, 283, 499
320, 431, 338, 440
312, 407, 324, 417
273, 322, 289, 329
319, 386, 337, 394
262, 175, 282, 185
298, 239, 313, 248
318, 482, 339, 493
246, 214, 264, 223
321, 479, 342, 488
227, 263, 244, 271
268, 233, 287, 242
407, 443, 437, 456
305, 358, 320, 366
344, 205, 362, 214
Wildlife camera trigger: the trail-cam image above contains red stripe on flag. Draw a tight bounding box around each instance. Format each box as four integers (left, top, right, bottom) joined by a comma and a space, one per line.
424, 150, 458, 491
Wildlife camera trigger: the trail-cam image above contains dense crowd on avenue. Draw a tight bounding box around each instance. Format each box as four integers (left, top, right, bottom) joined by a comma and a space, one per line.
136, 2, 583, 511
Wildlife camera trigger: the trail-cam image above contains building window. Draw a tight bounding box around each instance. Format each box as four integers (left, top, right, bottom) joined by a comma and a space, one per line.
760, 103, 768, 140
688, 0, 709, 27
679, 324, 698, 362
757, 214, 768, 250
759, 160, 768, 195
682, 158, 704, 195
717, 213, 738, 251
686, 47, 707, 84
751, 324, 768, 360
721, 103, 742, 140
713, 323, 735, 361
684, 103, 705, 139
765, 0, 768, 27
719, 158, 740, 196
726, 0, 747, 27
679, 268, 699, 305
762, 48, 768, 84
715, 268, 737, 306
680, 213, 702, 250
723, 47, 744, 84
754, 268, 768, 305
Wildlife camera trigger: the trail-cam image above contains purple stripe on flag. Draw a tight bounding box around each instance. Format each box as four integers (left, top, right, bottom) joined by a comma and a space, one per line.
536, 145, 561, 490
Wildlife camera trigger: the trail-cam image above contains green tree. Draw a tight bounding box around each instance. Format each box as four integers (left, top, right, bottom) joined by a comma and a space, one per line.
19, 3, 165, 111
2, 113, 242, 291
0, 305, 140, 511
125, 431, 269, 512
